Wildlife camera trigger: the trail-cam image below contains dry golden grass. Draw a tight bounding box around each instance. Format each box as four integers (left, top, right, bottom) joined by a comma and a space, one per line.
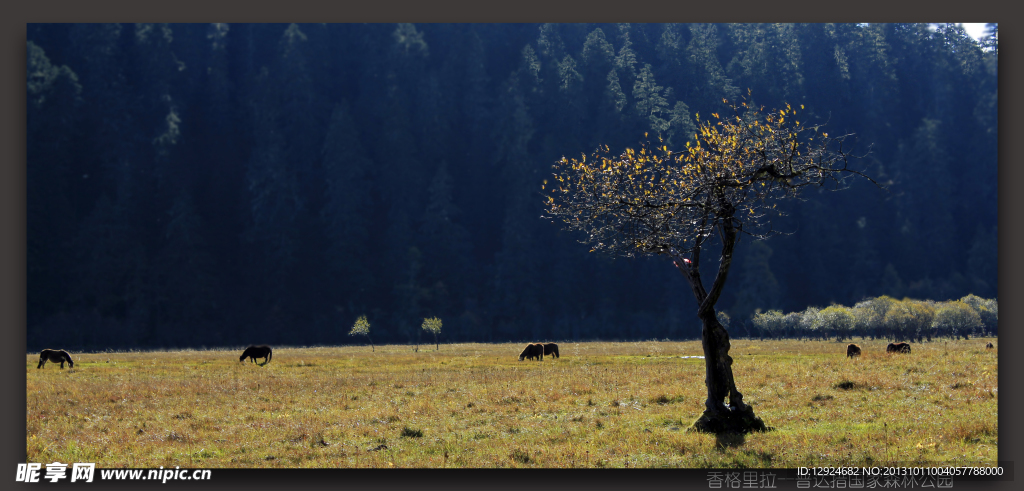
26, 338, 997, 468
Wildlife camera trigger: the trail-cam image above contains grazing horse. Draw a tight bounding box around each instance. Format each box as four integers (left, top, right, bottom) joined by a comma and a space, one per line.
986, 342, 994, 349
846, 344, 861, 358
886, 342, 911, 354
240, 345, 272, 364
543, 343, 560, 359
518, 343, 544, 361
37, 349, 74, 369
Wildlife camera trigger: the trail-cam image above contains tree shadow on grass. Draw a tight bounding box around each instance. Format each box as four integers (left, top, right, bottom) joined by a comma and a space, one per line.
712, 432, 775, 466
715, 432, 746, 449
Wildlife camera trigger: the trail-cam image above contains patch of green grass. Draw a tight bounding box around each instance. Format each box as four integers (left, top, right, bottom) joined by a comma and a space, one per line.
651, 394, 686, 405
833, 379, 860, 390
400, 427, 423, 438
510, 448, 531, 464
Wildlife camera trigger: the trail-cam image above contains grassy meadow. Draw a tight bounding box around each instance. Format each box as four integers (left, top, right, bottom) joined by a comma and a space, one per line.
26, 339, 998, 468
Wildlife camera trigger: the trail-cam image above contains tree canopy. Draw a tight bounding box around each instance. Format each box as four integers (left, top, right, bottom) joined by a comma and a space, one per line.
547, 99, 872, 260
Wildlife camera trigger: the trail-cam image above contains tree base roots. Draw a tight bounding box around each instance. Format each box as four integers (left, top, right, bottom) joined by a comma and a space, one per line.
688, 405, 772, 434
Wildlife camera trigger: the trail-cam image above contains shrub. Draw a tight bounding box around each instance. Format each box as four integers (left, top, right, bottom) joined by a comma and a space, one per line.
882, 299, 929, 341
716, 311, 731, 329
851, 301, 883, 339
902, 299, 936, 341
857, 296, 899, 339
932, 301, 983, 340
751, 310, 785, 339
798, 307, 822, 340
819, 305, 855, 341
960, 294, 998, 336
782, 312, 802, 338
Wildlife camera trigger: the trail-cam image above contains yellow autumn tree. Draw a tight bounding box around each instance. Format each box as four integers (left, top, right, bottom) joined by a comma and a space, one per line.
545, 96, 876, 433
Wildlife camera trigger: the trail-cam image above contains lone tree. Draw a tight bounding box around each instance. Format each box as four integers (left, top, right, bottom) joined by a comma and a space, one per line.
349, 315, 374, 352
544, 99, 874, 433
422, 317, 443, 350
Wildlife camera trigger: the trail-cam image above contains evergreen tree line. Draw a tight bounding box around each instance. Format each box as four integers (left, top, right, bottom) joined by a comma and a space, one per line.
26, 23, 997, 350
750, 294, 997, 342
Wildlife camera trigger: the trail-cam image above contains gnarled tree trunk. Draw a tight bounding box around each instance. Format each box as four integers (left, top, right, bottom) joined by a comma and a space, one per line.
691, 310, 767, 433
673, 213, 769, 434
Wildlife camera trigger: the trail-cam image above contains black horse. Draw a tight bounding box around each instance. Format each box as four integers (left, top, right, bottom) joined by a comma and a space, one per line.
240, 345, 273, 365
37, 349, 74, 369
886, 342, 911, 354
543, 343, 560, 359
518, 343, 544, 361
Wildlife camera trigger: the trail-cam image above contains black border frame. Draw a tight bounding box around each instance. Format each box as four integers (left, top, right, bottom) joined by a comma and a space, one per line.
6, 2, 1018, 489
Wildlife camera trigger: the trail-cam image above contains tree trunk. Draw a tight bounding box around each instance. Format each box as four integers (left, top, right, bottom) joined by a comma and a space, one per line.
672, 214, 769, 434
690, 310, 768, 433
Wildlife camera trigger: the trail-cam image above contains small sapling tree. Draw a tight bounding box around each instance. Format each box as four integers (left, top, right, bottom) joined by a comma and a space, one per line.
422, 317, 442, 350
349, 315, 373, 352
545, 98, 875, 433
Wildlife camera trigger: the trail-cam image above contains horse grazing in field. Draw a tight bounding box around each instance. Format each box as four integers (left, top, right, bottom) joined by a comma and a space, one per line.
518, 343, 544, 361
37, 349, 74, 369
846, 344, 861, 358
886, 342, 911, 354
543, 343, 560, 359
240, 345, 272, 365
986, 342, 994, 349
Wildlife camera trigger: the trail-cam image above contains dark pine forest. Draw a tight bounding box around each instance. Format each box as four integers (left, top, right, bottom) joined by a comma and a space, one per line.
26, 23, 998, 350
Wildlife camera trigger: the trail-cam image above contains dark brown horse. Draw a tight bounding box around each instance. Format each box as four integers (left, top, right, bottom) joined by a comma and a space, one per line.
240, 345, 272, 364
543, 343, 560, 359
886, 342, 911, 354
518, 343, 544, 361
37, 349, 74, 369
846, 344, 861, 357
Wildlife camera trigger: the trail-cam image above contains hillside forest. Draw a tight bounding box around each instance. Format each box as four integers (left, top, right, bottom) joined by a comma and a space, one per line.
26, 23, 998, 350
